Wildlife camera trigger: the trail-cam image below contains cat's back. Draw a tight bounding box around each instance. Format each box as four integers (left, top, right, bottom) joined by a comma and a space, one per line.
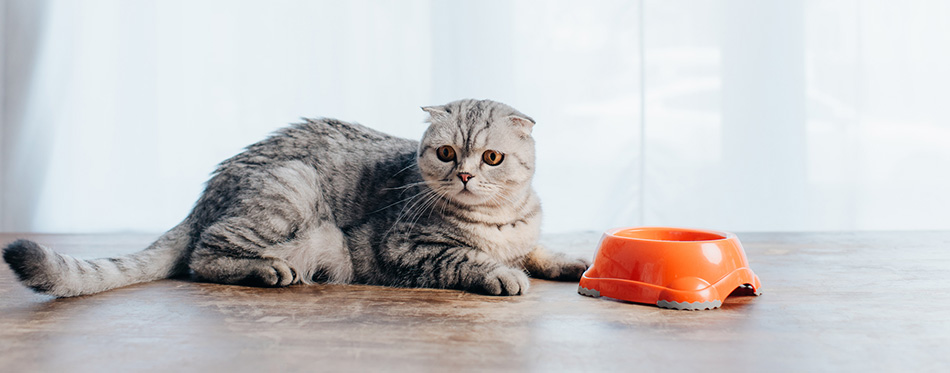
193, 119, 419, 230
236, 118, 417, 164
300, 118, 416, 152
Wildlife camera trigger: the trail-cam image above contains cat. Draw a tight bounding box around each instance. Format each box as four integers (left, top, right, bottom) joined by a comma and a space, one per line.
2, 99, 589, 297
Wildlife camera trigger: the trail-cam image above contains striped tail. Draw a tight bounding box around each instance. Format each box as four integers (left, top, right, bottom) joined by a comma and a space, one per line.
2, 221, 193, 297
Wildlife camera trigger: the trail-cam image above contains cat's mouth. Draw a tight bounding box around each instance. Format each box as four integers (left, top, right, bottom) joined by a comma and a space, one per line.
450, 186, 490, 205
426, 179, 492, 206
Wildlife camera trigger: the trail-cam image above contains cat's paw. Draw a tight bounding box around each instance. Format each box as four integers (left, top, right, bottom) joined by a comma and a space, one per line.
533, 257, 590, 281
551, 257, 590, 281
252, 258, 298, 287
474, 266, 530, 296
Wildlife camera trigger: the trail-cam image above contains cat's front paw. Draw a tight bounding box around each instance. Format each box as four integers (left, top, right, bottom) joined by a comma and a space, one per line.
551, 257, 590, 281
251, 258, 299, 287
532, 257, 590, 281
473, 266, 530, 296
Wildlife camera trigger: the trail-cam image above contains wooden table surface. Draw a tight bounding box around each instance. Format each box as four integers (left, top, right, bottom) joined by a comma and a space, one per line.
1, 231, 948, 372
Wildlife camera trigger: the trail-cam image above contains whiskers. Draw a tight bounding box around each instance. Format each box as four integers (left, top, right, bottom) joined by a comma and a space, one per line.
380, 181, 429, 193
384, 180, 454, 239
382, 178, 528, 240
479, 182, 523, 210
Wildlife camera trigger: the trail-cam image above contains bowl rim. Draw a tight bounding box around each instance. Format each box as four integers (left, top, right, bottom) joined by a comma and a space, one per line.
604, 226, 737, 243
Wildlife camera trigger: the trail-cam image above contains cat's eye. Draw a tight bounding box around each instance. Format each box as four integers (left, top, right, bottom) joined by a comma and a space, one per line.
482, 150, 504, 166
436, 145, 456, 162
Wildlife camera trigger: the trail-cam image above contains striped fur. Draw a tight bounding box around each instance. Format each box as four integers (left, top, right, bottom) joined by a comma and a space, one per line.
3, 221, 191, 297
3, 99, 588, 297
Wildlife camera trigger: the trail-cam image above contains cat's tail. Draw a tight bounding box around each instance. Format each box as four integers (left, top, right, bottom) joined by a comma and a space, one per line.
2, 220, 193, 297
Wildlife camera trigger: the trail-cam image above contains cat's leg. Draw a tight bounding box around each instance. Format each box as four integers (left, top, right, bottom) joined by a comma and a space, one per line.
269, 222, 354, 285
189, 217, 302, 287
191, 218, 356, 287
379, 235, 530, 295
190, 160, 350, 287
431, 248, 531, 296
522, 245, 590, 281
191, 252, 299, 287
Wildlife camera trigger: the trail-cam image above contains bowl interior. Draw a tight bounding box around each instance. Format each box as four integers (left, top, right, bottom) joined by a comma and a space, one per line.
612, 227, 726, 242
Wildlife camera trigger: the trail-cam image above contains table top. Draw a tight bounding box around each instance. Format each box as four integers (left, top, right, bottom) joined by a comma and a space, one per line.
1, 231, 948, 372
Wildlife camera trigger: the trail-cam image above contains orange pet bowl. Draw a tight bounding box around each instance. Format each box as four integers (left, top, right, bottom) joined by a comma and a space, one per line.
578, 227, 761, 310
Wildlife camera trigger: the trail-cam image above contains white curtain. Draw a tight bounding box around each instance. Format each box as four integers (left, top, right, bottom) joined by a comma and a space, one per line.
1, 0, 948, 234
642, 0, 950, 231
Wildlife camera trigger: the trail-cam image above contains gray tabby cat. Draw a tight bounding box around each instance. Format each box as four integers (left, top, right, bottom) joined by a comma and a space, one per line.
3, 99, 588, 297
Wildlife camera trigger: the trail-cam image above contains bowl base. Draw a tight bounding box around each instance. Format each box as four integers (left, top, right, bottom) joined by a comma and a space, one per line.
655, 299, 722, 311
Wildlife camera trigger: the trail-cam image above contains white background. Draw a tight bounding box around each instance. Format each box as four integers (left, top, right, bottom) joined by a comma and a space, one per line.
1, 0, 948, 234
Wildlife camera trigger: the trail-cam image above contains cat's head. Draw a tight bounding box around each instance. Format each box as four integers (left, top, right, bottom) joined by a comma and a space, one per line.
418, 99, 536, 207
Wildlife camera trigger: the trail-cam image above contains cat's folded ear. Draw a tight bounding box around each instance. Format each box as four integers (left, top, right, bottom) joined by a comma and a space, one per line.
508, 115, 536, 137
421, 106, 449, 122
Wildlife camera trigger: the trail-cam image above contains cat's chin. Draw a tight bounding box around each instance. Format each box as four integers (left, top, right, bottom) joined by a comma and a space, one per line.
446, 190, 493, 207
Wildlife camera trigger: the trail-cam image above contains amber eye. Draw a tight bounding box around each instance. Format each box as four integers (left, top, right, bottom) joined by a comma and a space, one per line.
482, 150, 504, 166
436, 145, 456, 162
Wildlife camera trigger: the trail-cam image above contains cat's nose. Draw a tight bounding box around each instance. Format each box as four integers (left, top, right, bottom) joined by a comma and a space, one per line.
457, 172, 474, 184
